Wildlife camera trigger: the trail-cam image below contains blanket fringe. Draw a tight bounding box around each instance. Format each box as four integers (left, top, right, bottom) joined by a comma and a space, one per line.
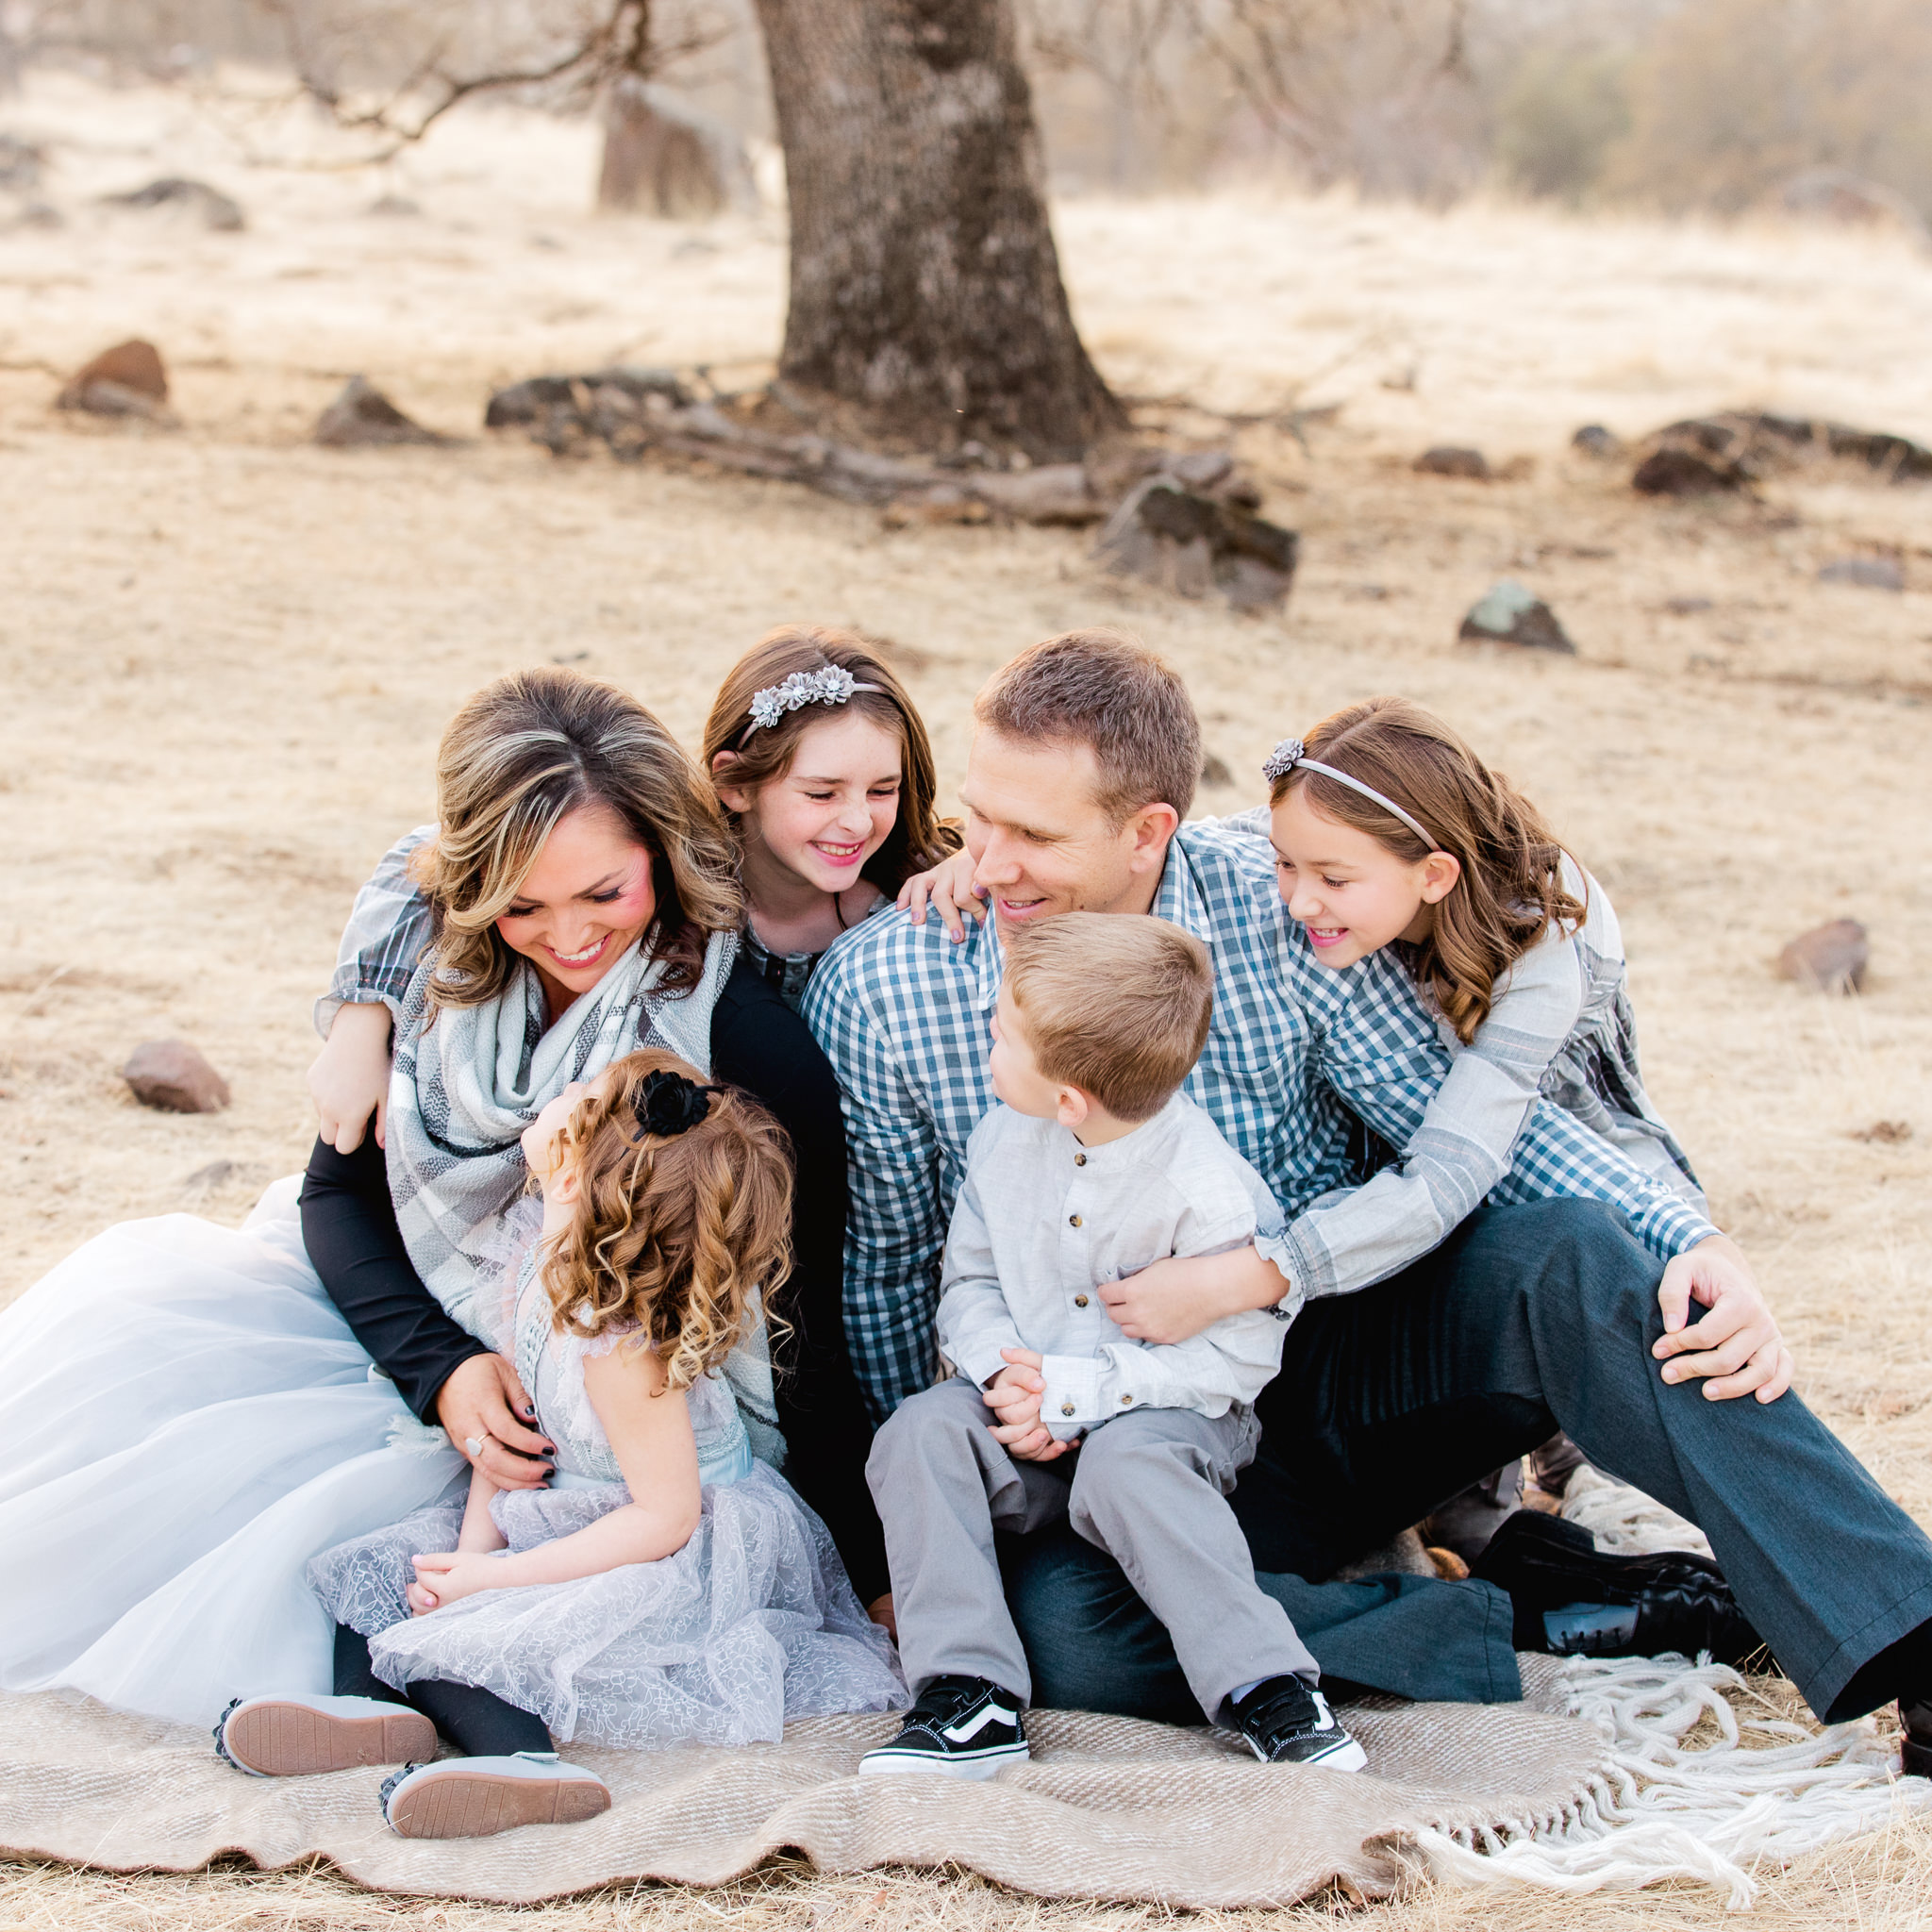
1559, 1464, 1714, 1558
1407, 1655, 1931, 1907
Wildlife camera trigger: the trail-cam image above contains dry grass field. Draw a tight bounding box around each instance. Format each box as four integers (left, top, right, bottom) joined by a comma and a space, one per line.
3, 67, 1931, 1932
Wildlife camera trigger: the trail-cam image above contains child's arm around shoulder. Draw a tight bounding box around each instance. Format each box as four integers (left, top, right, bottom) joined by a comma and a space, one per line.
409, 1339, 702, 1610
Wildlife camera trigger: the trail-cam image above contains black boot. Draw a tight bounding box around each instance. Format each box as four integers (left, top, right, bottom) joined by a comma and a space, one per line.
1903, 1700, 1932, 1779
1470, 1509, 1768, 1667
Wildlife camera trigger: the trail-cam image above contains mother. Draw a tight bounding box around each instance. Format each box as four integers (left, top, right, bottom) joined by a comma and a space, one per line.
0, 668, 882, 1728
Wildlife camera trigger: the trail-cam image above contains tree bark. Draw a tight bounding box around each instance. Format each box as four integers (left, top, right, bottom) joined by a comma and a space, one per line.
752, 0, 1125, 461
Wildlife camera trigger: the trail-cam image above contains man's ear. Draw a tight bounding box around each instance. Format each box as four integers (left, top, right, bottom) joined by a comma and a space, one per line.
1419, 851, 1462, 905
1123, 802, 1181, 873
1056, 1085, 1091, 1131
710, 749, 751, 816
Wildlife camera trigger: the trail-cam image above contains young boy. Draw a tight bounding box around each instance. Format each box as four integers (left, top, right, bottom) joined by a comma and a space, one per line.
860, 913, 1365, 1778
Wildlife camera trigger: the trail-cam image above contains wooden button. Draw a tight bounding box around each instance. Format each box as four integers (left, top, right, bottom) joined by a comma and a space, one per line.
1069, 1213, 1082, 1227
1060, 1402, 1075, 1417
1119, 1393, 1133, 1406
1074, 1152, 1087, 1165
1074, 1293, 1089, 1307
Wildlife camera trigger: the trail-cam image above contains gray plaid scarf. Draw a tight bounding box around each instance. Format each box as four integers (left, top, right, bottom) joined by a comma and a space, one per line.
382, 928, 784, 1463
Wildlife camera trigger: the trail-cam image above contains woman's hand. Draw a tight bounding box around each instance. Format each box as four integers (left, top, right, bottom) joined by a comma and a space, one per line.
1099, 1246, 1290, 1345
308, 1001, 395, 1153
897, 848, 988, 941
436, 1354, 555, 1489
410, 1548, 503, 1612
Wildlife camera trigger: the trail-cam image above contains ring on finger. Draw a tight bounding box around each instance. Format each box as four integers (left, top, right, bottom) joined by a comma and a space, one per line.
464, 1432, 490, 1458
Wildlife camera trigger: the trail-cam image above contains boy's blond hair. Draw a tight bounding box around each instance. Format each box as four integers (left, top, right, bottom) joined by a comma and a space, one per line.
1001, 913, 1212, 1123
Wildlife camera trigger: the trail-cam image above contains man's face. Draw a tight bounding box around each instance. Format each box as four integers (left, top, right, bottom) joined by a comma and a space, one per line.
960, 727, 1159, 930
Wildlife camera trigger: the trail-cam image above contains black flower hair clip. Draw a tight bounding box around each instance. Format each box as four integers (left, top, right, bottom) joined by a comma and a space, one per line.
631, 1069, 724, 1141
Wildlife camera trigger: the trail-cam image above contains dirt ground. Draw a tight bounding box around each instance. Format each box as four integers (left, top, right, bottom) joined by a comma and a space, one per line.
3, 68, 1931, 1932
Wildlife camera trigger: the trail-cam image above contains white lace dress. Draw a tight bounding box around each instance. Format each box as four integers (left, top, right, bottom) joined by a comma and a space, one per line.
307, 1258, 906, 1750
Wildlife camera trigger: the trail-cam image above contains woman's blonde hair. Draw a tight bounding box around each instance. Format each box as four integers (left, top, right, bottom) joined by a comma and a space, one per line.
539, 1049, 794, 1393
1270, 696, 1586, 1044
702, 625, 961, 894
417, 669, 741, 1008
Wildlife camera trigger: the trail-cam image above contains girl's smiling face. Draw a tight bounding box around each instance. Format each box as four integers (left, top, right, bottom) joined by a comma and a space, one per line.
716, 708, 904, 895
1270, 787, 1460, 970
495, 805, 657, 1002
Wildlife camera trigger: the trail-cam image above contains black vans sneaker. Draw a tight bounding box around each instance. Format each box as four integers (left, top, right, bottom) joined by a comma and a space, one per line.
858, 1675, 1029, 1779
1230, 1676, 1368, 1772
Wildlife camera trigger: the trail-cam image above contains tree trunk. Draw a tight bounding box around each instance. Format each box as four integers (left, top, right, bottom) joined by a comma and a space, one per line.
752, 0, 1125, 461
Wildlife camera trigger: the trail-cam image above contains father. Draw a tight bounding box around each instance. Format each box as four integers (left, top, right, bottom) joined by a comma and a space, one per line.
805, 629, 1932, 1740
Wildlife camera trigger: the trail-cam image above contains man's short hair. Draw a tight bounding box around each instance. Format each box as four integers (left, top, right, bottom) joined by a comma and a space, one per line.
1002, 913, 1212, 1122
974, 629, 1200, 824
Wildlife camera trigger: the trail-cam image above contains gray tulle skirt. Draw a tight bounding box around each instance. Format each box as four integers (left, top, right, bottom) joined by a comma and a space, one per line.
308, 1461, 906, 1749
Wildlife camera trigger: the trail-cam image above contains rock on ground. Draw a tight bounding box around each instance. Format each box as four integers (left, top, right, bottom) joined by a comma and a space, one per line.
314, 376, 449, 448
1414, 445, 1491, 480
57, 340, 171, 419
1458, 579, 1576, 653
101, 176, 244, 232
1777, 919, 1869, 994
1572, 424, 1624, 458
123, 1040, 231, 1113
1818, 557, 1904, 591
1093, 479, 1298, 610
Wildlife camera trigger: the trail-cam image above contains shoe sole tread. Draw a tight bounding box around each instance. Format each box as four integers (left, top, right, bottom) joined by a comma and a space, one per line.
224, 1704, 437, 1776
389, 1770, 611, 1838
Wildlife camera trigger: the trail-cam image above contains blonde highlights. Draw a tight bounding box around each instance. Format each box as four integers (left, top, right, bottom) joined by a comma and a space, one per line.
416, 669, 741, 1008
703, 626, 961, 892
1271, 696, 1586, 1043
539, 1050, 794, 1393
1003, 913, 1212, 1122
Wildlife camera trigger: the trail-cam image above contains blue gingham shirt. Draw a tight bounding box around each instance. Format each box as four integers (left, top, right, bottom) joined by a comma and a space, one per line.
801, 820, 1717, 1421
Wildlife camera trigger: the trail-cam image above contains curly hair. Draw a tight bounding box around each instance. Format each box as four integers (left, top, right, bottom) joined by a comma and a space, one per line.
1270, 696, 1586, 1043
536, 1049, 794, 1395
702, 625, 961, 894
415, 668, 741, 1010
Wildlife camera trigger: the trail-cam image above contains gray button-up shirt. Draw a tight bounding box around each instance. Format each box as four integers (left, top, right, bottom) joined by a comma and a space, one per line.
935, 1092, 1290, 1439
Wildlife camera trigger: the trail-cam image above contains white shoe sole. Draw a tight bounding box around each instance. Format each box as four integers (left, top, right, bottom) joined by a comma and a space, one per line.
858, 1743, 1030, 1780
218, 1696, 437, 1776
1243, 1733, 1368, 1774
384, 1760, 611, 1838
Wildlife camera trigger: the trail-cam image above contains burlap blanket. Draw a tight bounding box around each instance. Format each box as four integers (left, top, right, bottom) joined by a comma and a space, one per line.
0, 1671, 1607, 1909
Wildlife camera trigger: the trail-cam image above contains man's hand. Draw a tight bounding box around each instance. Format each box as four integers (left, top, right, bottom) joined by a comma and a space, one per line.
1653, 1235, 1793, 1403
983, 1348, 1074, 1462
1100, 1244, 1288, 1345
866, 1592, 898, 1641
436, 1354, 555, 1488
410, 1548, 503, 1612
309, 1000, 395, 1153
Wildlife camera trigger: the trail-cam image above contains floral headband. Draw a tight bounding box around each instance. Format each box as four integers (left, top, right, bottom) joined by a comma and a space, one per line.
1261, 739, 1437, 849
739, 664, 886, 741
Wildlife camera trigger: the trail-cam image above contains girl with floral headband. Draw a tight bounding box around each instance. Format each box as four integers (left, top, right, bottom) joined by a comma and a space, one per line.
225, 1050, 904, 1838
702, 625, 961, 1011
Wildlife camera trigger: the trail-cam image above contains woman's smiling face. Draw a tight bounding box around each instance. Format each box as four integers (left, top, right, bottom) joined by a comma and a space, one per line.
496, 805, 658, 1004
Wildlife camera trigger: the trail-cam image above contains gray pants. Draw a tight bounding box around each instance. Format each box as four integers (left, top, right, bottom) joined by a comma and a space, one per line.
867, 1374, 1318, 1722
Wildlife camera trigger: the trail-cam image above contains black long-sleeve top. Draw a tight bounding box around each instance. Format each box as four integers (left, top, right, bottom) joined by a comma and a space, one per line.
298, 955, 889, 1603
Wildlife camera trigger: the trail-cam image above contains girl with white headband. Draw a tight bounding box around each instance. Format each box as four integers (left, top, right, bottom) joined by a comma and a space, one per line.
700, 625, 961, 1012
1253, 694, 1740, 1550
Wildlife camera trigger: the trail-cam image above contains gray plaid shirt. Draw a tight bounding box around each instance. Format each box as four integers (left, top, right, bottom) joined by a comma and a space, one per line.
800, 820, 1715, 1421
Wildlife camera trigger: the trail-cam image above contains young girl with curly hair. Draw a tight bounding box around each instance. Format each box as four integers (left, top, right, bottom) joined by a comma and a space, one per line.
245, 1050, 903, 1838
